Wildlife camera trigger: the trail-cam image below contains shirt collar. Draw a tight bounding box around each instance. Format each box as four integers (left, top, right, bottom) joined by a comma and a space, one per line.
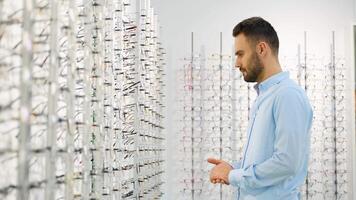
253, 71, 289, 95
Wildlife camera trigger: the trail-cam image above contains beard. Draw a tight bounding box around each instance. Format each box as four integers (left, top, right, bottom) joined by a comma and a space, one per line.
241, 52, 263, 82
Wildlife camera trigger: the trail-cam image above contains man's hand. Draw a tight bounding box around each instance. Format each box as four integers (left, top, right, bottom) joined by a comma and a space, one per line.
207, 158, 233, 185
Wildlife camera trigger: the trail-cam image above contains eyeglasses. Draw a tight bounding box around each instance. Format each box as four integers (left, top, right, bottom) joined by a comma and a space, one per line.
0, 0, 166, 199
176, 52, 242, 200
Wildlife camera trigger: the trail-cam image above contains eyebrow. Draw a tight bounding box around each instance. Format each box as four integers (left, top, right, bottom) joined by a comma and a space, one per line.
235, 50, 244, 56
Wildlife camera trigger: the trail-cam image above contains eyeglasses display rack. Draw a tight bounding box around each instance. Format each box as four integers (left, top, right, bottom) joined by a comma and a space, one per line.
0, 0, 166, 199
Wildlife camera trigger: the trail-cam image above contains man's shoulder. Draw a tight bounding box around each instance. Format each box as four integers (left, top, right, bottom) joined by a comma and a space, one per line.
278, 78, 305, 94
274, 78, 309, 102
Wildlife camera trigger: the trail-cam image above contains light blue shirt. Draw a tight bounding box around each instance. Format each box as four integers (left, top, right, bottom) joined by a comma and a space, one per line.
229, 71, 313, 200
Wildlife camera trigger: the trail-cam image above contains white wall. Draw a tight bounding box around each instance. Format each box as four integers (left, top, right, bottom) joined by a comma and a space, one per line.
351, 0, 356, 199
153, 0, 353, 61
150, 0, 355, 199
354, 0, 356, 20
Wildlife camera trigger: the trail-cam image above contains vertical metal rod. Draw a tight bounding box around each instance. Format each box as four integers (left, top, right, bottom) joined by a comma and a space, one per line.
103, 0, 114, 199
219, 32, 223, 200
190, 31, 195, 200
134, 0, 142, 198
199, 46, 205, 200
302, 32, 309, 200
304, 31, 307, 91
18, 0, 34, 199
91, 1, 98, 196
331, 31, 338, 199
91, 1, 99, 197
112, 0, 123, 198
298, 41, 309, 199
95, 0, 105, 198
65, 0, 77, 198
154, 8, 159, 197
45, 0, 59, 199
158, 36, 165, 199
82, 0, 93, 198
149, 5, 153, 197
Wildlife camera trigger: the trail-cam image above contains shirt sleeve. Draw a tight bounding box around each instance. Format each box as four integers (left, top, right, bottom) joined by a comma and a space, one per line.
228, 87, 313, 189
230, 160, 242, 169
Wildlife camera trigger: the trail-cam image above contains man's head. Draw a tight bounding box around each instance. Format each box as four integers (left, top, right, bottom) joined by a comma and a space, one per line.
233, 17, 279, 83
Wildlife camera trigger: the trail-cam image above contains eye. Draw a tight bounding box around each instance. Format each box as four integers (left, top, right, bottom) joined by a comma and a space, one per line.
236, 52, 243, 59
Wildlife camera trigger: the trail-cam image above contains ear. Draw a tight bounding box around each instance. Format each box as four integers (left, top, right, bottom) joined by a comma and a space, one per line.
256, 42, 268, 57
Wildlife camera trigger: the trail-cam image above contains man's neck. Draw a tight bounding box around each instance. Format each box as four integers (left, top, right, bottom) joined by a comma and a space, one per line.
256, 60, 282, 83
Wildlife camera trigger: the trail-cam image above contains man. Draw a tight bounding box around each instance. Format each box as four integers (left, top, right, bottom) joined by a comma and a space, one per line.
207, 17, 313, 200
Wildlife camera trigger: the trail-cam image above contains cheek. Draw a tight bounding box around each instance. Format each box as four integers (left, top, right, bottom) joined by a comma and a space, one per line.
242, 57, 250, 69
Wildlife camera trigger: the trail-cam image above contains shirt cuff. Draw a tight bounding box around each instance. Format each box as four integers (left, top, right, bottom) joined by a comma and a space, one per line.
230, 161, 242, 169
228, 168, 244, 187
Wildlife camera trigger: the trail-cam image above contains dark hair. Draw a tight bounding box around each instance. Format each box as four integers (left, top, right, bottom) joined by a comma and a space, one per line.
232, 17, 279, 55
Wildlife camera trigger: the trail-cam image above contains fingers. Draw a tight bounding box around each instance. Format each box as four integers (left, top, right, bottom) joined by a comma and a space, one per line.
207, 158, 222, 165
210, 170, 226, 184
212, 179, 220, 184
211, 178, 227, 185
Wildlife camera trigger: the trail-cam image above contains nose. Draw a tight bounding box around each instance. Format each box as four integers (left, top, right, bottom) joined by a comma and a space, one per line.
235, 57, 241, 69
